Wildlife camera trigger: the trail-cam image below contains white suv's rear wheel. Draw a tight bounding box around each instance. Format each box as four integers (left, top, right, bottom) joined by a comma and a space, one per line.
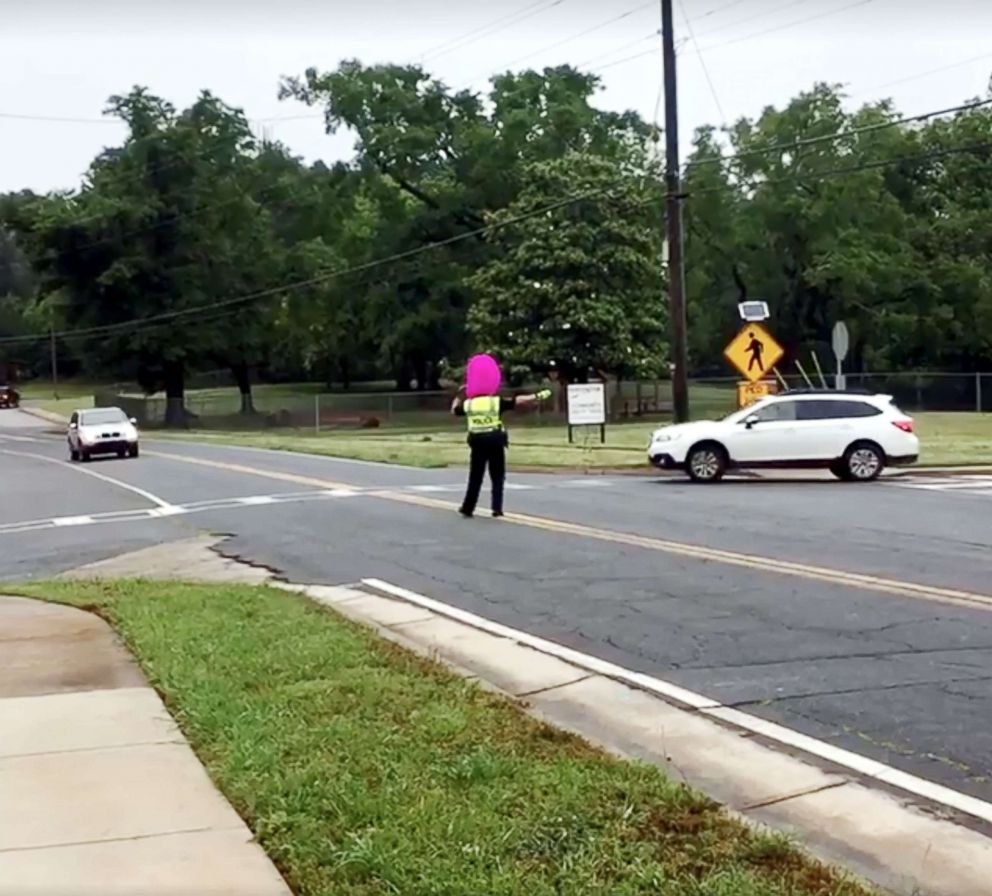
843, 442, 884, 482
686, 444, 727, 483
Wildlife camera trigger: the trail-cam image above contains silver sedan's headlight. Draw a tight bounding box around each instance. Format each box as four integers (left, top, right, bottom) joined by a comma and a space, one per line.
651, 433, 673, 444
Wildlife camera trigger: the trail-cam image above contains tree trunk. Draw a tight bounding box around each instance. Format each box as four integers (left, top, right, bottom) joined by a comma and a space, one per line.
413, 357, 428, 392
554, 373, 569, 414
427, 361, 442, 391
394, 360, 412, 391
232, 363, 255, 415
163, 359, 187, 428
339, 357, 351, 391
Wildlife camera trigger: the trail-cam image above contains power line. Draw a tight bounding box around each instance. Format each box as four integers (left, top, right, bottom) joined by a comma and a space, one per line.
685, 98, 992, 175
689, 0, 814, 42
420, 0, 568, 64
697, 0, 750, 17
416, 0, 552, 60
0, 108, 327, 127
690, 0, 875, 55
584, 42, 659, 75
0, 180, 626, 348
683, 140, 992, 201
3, 137, 989, 350
462, 2, 655, 86
850, 52, 992, 100
575, 30, 663, 71
18, 98, 990, 278
677, 0, 727, 123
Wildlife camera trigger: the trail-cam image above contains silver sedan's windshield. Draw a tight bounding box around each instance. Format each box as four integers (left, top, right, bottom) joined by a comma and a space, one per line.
81, 409, 127, 426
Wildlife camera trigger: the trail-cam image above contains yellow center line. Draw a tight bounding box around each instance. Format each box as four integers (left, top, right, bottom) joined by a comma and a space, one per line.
146, 449, 992, 613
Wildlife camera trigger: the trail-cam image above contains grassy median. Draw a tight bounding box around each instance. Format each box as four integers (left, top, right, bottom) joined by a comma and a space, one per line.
159, 411, 992, 469
14, 580, 872, 896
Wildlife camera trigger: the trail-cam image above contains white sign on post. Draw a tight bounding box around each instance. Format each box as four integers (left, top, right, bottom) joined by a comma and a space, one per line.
832, 321, 850, 390
566, 383, 606, 425
566, 383, 607, 444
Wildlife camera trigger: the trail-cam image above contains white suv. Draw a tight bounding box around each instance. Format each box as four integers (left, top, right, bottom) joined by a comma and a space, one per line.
648, 391, 919, 483
68, 407, 140, 462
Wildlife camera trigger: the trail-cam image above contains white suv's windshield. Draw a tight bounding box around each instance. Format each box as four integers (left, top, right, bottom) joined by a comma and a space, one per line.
81, 409, 127, 426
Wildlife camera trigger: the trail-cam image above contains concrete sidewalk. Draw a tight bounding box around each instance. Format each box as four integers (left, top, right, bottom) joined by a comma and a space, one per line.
0, 595, 291, 896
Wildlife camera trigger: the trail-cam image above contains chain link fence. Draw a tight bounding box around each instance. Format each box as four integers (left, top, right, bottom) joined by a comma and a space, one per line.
94, 372, 992, 430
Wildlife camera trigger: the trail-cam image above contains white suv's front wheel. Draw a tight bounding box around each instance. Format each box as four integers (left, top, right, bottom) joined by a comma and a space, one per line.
686, 443, 727, 483
840, 442, 885, 482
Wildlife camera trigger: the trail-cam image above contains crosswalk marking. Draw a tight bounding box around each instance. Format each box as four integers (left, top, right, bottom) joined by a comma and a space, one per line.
52, 515, 94, 527
888, 475, 992, 497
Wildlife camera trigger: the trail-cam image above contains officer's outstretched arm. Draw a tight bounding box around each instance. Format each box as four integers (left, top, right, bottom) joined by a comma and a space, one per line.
516, 388, 553, 407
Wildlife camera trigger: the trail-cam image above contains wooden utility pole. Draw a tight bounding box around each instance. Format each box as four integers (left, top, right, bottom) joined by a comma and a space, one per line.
661, 0, 689, 422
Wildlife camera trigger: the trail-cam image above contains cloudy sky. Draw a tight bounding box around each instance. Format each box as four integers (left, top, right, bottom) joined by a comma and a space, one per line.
2, 0, 990, 193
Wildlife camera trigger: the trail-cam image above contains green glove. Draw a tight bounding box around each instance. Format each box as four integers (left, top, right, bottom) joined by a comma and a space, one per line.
536, 389, 552, 401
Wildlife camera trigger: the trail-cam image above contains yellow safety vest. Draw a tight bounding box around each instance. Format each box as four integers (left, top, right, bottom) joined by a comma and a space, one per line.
464, 396, 503, 434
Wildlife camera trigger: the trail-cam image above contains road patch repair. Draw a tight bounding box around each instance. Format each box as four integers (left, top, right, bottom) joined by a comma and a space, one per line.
2, 537, 990, 894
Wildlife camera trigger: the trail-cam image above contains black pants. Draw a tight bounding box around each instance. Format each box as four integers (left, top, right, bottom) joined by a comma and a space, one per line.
460, 433, 506, 516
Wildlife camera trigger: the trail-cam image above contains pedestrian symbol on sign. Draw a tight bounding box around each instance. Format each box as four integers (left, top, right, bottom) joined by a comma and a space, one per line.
746, 332, 764, 373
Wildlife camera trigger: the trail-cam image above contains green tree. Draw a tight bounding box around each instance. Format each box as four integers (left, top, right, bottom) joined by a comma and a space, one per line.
281, 62, 653, 388
468, 152, 665, 383
29, 88, 284, 423
684, 83, 928, 374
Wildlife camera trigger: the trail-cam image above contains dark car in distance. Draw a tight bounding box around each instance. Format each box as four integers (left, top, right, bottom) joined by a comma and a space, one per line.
0, 385, 20, 409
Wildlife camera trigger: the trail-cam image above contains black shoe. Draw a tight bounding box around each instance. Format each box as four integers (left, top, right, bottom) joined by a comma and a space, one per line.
492, 510, 504, 518
459, 508, 473, 518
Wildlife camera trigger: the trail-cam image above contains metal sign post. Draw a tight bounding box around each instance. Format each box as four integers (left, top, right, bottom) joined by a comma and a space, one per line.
832, 321, 850, 390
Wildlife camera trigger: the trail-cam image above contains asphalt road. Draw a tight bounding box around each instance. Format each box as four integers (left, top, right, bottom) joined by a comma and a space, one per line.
3, 408, 991, 807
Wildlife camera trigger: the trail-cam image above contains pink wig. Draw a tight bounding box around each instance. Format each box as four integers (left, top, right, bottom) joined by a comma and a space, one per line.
465, 353, 502, 398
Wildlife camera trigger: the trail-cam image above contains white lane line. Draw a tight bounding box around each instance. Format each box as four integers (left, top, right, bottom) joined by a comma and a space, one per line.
362, 577, 992, 826
0, 448, 176, 510
895, 481, 992, 491
150, 505, 188, 517
0, 487, 367, 537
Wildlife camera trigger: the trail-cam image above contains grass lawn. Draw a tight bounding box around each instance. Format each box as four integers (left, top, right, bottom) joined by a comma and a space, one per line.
158, 425, 652, 469
915, 412, 992, 465
11, 580, 873, 896
14, 379, 96, 417
159, 412, 992, 470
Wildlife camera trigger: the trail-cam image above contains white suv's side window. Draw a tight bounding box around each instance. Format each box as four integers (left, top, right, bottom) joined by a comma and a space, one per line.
753, 400, 798, 423
796, 400, 881, 420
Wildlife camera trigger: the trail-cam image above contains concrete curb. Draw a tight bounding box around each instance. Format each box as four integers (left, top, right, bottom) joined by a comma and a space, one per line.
281, 577, 992, 896
17, 406, 68, 425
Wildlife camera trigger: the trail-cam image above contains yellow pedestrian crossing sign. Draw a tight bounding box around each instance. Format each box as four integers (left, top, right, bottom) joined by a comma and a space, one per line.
724, 322, 783, 383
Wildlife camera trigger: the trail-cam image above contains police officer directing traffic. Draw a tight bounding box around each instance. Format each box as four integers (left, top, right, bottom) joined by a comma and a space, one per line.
450, 358, 551, 518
